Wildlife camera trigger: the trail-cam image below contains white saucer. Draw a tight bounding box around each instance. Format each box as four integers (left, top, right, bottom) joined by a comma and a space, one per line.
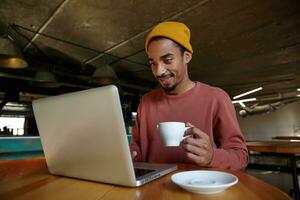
171, 170, 238, 195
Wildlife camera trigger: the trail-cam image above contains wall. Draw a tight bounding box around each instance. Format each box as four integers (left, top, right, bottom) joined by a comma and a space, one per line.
237, 101, 300, 140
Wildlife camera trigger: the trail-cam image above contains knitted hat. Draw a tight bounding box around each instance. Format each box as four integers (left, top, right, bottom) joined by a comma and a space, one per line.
145, 21, 193, 53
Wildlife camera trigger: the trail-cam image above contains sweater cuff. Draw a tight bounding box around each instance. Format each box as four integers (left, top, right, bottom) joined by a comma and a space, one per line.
130, 145, 142, 162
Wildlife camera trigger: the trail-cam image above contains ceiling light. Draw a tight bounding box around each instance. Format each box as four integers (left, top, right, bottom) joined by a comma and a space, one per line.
238, 102, 246, 108
92, 64, 119, 85
297, 94, 300, 97
297, 88, 300, 92
0, 37, 28, 69
31, 71, 61, 88
233, 87, 263, 99
232, 98, 257, 104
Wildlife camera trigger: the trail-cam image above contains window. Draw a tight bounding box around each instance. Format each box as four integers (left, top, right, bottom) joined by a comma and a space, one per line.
0, 116, 25, 136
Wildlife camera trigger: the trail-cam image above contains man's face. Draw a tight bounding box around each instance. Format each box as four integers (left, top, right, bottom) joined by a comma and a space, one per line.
147, 38, 191, 93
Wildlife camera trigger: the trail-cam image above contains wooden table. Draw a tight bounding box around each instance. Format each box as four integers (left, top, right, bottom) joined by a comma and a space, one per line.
247, 140, 300, 154
0, 158, 291, 200
272, 136, 300, 141
247, 140, 300, 200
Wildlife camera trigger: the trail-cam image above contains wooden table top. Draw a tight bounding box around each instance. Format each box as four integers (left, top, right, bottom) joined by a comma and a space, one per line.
246, 140, 300, 154
272, 136, 300, 141
0, 158, 291, 200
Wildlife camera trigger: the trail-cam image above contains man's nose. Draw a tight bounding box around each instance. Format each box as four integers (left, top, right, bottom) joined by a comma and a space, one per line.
154, 63, 166, 76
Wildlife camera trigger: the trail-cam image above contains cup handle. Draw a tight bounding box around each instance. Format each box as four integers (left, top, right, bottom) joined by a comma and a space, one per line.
181, 135, 192, 141
181, 127, 192, 141
184, 126, 191, 131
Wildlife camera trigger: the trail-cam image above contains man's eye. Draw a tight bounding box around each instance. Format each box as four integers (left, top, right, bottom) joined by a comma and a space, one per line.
164, 58, 172, 64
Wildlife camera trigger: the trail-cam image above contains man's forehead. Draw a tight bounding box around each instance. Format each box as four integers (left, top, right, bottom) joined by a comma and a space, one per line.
147, 39, 179, 59
148, 53, 174, 61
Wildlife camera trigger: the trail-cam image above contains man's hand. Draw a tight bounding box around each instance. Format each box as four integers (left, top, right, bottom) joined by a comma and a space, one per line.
131, 151, 137, 159
181, 123, 213, 166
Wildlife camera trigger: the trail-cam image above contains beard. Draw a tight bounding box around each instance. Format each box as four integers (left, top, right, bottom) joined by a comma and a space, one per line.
156, 72, 178, 93
162, 82, 178, 93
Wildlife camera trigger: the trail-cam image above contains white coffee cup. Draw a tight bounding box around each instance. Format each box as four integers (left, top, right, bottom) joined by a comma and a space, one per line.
157, 122, 190, 146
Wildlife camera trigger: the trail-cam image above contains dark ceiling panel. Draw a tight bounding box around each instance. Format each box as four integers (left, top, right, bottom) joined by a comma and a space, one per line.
181, 0, 300, 70
0, 0, 64, 33
37, 0, 201, 52
105, 32, 148, 58
202, 44, 300, 75
30, 36, 99, 69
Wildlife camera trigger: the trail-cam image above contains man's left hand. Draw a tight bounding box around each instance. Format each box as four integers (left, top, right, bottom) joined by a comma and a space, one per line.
181, 122, 213, 167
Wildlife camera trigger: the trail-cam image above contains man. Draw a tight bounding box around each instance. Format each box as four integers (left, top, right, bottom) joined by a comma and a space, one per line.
130, 21, 248, 170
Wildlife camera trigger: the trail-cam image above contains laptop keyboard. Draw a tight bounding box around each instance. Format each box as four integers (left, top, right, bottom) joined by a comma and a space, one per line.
134, 168, 155, 178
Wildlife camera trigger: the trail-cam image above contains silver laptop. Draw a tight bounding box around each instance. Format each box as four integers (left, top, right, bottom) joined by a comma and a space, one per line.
32, 85, 177, 187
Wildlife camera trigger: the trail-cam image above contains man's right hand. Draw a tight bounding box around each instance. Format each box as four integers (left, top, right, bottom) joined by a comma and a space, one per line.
131, 151, 137, 159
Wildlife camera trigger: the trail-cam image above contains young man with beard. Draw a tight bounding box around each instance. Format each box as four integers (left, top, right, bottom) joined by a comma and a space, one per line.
130, 21, 248, 170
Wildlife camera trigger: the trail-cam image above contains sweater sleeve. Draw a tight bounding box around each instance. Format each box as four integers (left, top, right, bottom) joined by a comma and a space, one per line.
130, 103, 143, 162
130, 96, 153, 162
208, 90, 249, 170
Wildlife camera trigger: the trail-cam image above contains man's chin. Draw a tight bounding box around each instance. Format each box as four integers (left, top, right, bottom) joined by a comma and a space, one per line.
162, 84, 177, 93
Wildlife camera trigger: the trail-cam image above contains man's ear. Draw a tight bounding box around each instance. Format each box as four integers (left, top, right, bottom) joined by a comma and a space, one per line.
184, 51, 192, 64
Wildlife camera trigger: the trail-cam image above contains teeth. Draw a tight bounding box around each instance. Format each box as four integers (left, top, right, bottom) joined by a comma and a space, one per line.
160, 77, 171, 81
162, 74, 172, 79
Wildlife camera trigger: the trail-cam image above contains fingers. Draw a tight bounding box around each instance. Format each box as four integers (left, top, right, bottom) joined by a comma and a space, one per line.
185, 122, 194, 128
131, 151, 137, 159
182, 137, 210, 157
182, 141, 213, 166
183, 137, 210, 150
182, 123, 213, 166
185, 152, 208, 165
184, 126, 209, 141
183, 142, 207, 156
184, 123, 194, 137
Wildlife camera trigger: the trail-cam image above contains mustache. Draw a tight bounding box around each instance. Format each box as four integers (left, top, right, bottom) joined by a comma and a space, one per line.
156, 73, 174, 79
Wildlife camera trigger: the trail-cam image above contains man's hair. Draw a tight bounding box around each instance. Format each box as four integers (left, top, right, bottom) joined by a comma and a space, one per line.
148, 36, 186, 56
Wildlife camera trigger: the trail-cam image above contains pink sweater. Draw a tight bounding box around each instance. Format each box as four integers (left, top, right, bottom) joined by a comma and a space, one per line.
130, 82, 248, 170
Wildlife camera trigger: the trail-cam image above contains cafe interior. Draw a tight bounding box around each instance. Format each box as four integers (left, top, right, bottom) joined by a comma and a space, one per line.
0, 0, 300, 199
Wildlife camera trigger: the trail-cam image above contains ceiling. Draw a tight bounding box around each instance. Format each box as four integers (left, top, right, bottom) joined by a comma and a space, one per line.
0, 0, 299, 105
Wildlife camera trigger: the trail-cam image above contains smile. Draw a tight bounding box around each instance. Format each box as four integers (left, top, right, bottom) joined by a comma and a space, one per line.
157, 73, 174, 81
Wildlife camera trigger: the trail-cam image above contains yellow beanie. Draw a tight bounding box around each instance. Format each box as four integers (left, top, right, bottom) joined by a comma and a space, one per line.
145, 21, 193, 53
